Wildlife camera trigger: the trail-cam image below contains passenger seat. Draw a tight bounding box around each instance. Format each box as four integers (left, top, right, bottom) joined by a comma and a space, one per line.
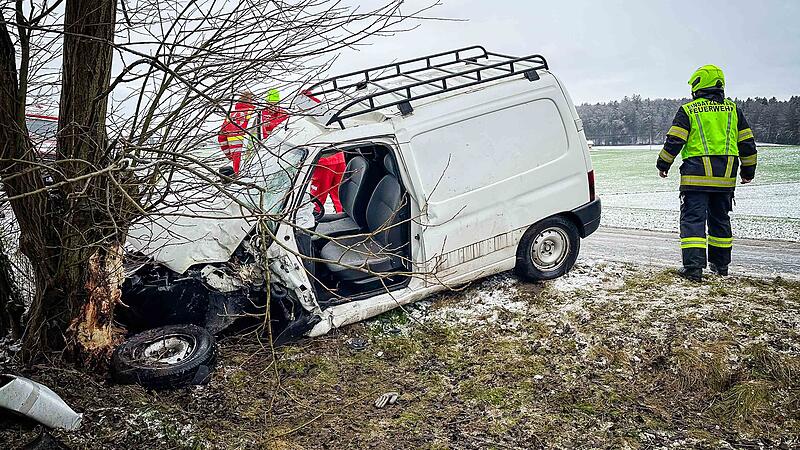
315, 155, 375, 237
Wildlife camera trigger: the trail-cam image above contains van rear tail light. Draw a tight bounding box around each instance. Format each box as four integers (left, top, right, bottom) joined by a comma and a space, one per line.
588, 170, 596, 201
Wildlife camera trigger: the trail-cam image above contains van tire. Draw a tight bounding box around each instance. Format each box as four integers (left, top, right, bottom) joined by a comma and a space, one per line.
515, 216, 580, 281
112, 324, 217, 389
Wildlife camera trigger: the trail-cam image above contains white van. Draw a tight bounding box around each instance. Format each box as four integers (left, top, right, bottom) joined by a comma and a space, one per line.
120, 47, 600, 381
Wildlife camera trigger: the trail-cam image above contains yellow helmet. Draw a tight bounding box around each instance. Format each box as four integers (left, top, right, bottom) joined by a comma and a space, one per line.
688, 65, 725, 93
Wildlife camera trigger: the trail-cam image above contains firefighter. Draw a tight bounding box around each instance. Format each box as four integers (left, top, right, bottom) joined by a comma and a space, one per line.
218, 91, 255, 175
657, 65, 757, 282
258, 88, 346, 214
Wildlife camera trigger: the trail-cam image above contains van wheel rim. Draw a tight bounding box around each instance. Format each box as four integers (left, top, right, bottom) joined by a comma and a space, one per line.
530, 227, 569, 270
135, 334, 196, 366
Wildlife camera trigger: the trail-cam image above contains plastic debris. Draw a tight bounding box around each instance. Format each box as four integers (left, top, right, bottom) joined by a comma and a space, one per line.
374, 392, 399, 409
345, 337, 368, 351
0, 374, 82, 430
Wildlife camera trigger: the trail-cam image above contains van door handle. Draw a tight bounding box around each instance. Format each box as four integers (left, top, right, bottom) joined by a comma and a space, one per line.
574, 118, 584, 132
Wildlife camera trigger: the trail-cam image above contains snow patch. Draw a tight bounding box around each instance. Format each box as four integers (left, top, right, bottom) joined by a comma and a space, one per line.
416, 273, 528, 329
551, 259, 626, 293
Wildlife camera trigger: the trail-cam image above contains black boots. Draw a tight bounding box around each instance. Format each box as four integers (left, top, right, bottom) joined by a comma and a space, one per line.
218, 165, 235, 182
678, 267, 703, 282
678, 265, 728, 282
709, 263, 728, 276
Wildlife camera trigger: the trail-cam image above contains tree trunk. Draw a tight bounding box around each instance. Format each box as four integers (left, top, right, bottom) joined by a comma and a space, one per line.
0, 4, 44, 348
55, 0, 122, 369
67, 244, 125, 371
2, 0, 124, 369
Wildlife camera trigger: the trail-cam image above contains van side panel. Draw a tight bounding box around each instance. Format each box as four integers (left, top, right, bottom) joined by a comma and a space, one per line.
398, 77, 589, 281
413, 99, 569, 204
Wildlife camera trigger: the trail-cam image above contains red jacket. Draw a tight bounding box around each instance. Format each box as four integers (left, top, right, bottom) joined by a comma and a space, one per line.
260, 107, 289, 140
220, 101, 254, 138
218, 101, 254, 174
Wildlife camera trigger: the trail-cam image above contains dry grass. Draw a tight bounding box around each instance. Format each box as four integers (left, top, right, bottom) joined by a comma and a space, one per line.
672, 341, 733, 392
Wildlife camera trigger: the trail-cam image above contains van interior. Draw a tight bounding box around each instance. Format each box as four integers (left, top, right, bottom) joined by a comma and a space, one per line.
297, 144, 412, 306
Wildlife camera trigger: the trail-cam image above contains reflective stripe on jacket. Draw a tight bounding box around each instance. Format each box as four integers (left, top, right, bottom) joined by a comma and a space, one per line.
656, 89, 758, 192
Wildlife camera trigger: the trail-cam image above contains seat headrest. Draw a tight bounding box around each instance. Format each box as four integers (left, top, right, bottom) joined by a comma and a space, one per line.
348, 154, 368, 169
383, 154, 399, 178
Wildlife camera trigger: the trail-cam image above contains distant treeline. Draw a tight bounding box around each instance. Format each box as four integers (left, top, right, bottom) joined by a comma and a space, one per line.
577, 95, 800, 145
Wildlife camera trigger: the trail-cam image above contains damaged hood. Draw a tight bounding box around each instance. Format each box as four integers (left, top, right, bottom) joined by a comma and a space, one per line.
126, 118, 322, 274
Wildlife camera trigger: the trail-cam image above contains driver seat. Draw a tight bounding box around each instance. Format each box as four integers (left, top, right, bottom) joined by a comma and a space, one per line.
315, 155, 375, 237
320, 155, 405, 281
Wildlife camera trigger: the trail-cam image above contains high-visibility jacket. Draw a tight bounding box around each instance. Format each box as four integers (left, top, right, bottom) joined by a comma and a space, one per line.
219, 101, 254, 150
218, 101, 254, 174
657, 90, 757, 192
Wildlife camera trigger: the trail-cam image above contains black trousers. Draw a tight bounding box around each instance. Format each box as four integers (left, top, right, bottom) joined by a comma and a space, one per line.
679, 191, 734, 269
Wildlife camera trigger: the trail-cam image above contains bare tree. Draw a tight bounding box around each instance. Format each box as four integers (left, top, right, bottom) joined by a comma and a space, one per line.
0, 0, 436, 370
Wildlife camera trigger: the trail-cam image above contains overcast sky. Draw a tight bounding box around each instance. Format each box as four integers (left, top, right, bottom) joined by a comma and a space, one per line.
330, 0, 799, 104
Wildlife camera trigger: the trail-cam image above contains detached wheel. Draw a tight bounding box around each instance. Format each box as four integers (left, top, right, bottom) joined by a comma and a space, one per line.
112, 324, 216, 389
515, 216, 580, 281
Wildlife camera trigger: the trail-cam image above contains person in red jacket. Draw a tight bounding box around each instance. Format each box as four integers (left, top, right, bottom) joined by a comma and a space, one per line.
218, 91, 255, 174
310, 152, 346, 213
260, 89, 289, 139
299, 91, 345, 213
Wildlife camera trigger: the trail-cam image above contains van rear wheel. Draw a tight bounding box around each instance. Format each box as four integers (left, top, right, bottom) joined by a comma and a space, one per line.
515, 216, 580, 281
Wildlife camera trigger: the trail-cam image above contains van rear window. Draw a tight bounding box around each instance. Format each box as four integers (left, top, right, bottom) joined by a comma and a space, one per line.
410, 99, 569, 202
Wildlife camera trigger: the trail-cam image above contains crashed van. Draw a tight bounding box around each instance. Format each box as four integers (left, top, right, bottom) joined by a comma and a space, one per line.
116, 47, 600, 385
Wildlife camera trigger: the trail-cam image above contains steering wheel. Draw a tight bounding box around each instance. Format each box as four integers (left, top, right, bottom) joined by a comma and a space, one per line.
311, 196, 325, 222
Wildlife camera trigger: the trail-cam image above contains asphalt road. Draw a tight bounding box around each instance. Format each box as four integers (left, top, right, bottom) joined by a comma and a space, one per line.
581, 226, 800, 281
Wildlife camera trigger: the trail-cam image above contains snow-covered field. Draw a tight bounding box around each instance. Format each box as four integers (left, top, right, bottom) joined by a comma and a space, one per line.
592, 145, 800, 241
411, 259, 800, 354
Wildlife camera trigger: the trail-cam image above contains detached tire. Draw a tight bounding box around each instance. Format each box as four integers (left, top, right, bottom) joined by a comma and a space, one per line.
112, 324, 216, 389
515, 216, 580, 281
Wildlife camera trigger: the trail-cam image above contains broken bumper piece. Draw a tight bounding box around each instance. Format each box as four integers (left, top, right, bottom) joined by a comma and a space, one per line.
0, 374, 83, 430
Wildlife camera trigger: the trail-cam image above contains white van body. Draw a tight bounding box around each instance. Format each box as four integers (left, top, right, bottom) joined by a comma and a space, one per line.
125, 47, 600, 340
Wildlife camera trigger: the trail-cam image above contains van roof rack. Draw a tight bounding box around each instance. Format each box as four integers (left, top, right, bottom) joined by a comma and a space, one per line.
306, 46, 548, 129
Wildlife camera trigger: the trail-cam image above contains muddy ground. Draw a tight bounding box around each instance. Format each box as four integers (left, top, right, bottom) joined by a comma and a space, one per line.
1, 261, 799, 449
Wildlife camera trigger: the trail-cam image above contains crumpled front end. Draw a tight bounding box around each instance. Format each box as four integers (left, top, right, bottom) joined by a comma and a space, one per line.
120, 230, 321, 342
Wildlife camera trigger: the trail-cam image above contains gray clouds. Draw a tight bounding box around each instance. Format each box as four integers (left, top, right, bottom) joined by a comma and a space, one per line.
331, 0, 800, 102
